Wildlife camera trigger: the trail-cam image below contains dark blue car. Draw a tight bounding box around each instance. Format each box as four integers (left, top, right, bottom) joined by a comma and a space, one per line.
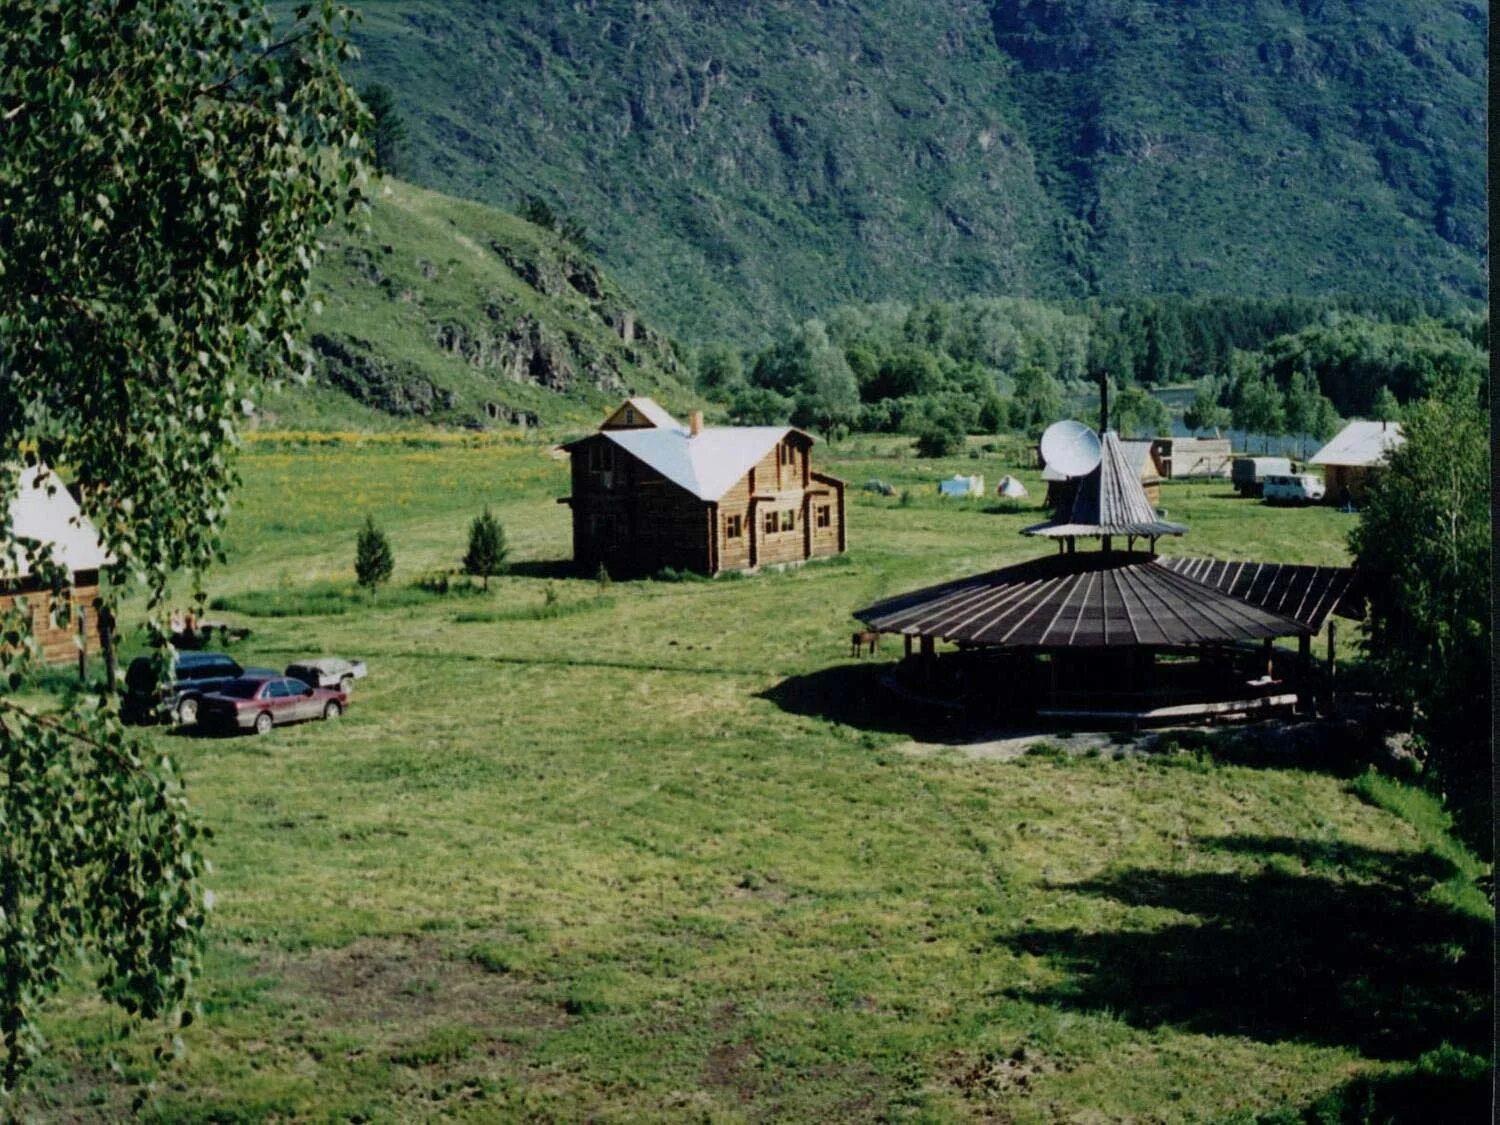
123, 651, 277, 726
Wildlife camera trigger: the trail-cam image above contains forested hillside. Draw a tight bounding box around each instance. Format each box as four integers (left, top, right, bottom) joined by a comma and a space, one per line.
252, 179, 695, 429
327, 0, 1487, 341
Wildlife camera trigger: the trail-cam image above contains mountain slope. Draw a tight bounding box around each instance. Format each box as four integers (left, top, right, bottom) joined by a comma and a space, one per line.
332, 0, 1486, 342
253, 178, 694, 430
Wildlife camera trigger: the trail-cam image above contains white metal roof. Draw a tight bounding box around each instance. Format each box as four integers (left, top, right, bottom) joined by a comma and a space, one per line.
623, 396, 681, 429
1309, 420, 1405, 467
3, 464, 112, 579
602, 424, 796, 502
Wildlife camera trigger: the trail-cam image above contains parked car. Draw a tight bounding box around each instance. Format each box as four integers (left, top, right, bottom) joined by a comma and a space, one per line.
197, 675, 348, 735
123, 651, 278, 726
285, 657, 367, 694
1231, 456, 1295, 497
1262, 473, 1326, 505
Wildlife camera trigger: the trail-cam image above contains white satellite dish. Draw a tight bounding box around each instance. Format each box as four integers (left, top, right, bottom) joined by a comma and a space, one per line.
1039, 419, 1102, 478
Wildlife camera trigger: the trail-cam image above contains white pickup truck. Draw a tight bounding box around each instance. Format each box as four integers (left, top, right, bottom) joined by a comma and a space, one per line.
284, 657, 368, 694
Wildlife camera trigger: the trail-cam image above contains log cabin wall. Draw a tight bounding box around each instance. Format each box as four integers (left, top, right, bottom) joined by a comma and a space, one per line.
748, 435, 814, 568
717, 470, 754, 572
568, 436, 710, 576
0, 570, 101, 665
808, 473, 845, 559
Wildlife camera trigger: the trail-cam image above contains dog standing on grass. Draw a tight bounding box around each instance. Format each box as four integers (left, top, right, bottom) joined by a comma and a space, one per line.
851, 630, 880, 657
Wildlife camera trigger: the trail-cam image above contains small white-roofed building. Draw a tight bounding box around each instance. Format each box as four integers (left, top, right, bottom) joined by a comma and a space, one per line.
560, 399, 846, 575
1309, 420, 1405, 506
2, 464, 111, 664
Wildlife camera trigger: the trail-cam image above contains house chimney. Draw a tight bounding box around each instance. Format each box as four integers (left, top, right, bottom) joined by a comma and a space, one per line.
689, 410, 703, 437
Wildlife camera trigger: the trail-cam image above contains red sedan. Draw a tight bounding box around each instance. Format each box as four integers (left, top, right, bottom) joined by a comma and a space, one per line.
197, 675, 348, 735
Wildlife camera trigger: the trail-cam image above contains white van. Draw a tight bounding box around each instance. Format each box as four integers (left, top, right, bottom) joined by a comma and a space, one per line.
1262, 473, 1326, 505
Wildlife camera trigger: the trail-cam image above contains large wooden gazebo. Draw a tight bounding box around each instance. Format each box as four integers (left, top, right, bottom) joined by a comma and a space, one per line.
855, 429, 1361, 725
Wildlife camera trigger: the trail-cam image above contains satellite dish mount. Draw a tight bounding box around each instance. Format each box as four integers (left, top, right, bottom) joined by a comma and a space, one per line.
1039, 419, 1102, 478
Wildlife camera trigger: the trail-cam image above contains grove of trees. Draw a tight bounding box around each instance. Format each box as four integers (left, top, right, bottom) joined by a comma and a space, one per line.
700, 295, 1481, 446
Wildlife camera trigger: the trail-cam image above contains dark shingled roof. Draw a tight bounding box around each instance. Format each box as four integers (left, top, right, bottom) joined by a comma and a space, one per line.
855, 551, 1356, 648
1155, 557, 1360, 632
1024, 431, 1186, 540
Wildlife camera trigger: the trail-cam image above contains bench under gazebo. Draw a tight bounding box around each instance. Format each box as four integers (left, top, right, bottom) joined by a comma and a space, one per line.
855, 425, 1361, 726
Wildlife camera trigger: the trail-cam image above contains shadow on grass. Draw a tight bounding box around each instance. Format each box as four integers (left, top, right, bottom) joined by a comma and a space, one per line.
995, 837, 1491, 1060
1146, 721, 1389, 779
979, 501, 1038, 516
506, 559, 582, 580
1206, 834, 1459, 884
758, 661, 978, 739
1274, 1047, 1491, 1123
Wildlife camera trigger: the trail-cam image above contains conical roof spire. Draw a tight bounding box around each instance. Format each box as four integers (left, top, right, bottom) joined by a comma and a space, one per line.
1023, 431, 1187, 541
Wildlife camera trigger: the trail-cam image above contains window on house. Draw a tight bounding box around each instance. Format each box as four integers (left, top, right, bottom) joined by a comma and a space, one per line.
780, 509, 795, 532
763, 510, 778, 536
725, 514, 742, 540
780, 442, 794, 466
589, 442, 614, 472
817, 504, 831, 528
623, 407, 636, 425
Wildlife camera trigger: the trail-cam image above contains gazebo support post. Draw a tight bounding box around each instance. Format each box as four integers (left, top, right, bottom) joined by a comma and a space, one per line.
1326, 620, 1337, 711
1261, 637, 1274, 680
920, 634, 935, 685
1297, 633, 1311, 713
904, 634, 913, 660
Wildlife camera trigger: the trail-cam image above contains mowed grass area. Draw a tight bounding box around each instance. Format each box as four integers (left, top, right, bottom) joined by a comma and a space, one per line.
24, 435, 1490, 1121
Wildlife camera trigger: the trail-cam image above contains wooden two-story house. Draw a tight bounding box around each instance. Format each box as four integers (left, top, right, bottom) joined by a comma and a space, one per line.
559, 398, 847, 577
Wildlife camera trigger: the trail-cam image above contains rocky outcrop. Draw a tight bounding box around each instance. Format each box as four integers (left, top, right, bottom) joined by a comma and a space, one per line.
430, 313, 631, 397
310, 333, 457, 417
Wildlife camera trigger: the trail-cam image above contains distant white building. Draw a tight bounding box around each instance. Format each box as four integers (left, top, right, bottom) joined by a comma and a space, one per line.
1309, 420, 1405, 505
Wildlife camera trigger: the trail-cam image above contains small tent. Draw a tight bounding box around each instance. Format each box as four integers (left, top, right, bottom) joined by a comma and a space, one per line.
938, 474, 984, 497
996, 475, 1028, 498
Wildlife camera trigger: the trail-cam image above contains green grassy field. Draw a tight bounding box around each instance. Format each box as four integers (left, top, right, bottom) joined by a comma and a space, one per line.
22, 434, 1491, 1121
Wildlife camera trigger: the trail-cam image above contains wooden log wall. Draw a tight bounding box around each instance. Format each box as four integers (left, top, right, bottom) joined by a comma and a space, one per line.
0, 573, 101, 665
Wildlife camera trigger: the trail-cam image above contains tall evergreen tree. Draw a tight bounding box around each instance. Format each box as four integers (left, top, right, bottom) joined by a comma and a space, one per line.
361, 83, 407, 176
463, 507, 509, 590
355, 516, 395, 593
